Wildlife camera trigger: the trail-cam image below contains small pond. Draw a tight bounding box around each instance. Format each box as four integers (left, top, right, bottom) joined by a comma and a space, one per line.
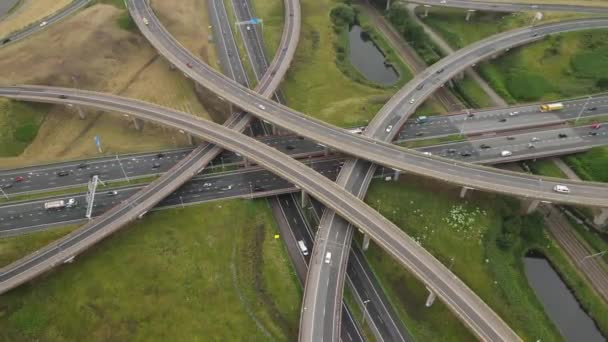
523, 250, 605, 342
348, 25, 399, 86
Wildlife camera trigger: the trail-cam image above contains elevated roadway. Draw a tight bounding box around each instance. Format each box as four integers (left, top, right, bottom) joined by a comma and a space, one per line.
122, 9, 608, 207
0, 0, 91, 47
0, 86, 522, 341
2, 122, 607, 234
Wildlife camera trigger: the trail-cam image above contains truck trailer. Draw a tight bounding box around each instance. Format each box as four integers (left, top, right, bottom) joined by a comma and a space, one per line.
44, 198, 77, 210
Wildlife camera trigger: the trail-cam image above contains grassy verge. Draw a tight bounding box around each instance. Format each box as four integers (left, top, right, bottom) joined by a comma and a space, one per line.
362, 175, 608, 340
0, 199, 300, 340
453, 74, 495, 108
0, 225, 79, 267
400, 134, 464, 148
0, 100, 49, 157
524, 158, 568, 178
279, 0, 397, 127
251, 0, 284, 60
564, 146, 608, 182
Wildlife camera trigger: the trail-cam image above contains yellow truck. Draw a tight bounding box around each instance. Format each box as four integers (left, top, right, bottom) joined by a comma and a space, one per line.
539, 102, 564, 112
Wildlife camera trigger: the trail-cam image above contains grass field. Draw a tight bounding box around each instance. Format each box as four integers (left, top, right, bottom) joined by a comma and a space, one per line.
273, 0, 403, 127
252, 0, 284, 61
524, 158, 568, 178
0, 225, 79, 268
0, 2, 217, 168
564, 146, 608, 182
0, 199, 301, 341
362, 175, 608, 340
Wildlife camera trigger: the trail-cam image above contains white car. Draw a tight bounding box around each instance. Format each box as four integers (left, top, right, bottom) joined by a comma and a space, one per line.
553, 185, 570, 193
39, 21, 48, 27
258, 104, 266, 110
531, 137, 540, 142
500, 150, 512, 157
509, 111, 519, 116
385, 125, 393, 133
422, 151, 432, 156
246, 25, 251, 31
142, 18, 149, 25
324, 252, 332, 264
203, 182, 212, 187
409, 98, 416, 104
440, 0, 447, 3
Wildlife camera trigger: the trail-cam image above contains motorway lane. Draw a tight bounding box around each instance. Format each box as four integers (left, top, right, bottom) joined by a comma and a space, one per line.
399, 95, 608, 140
0, 158, 343, 236
0, 0, 91, 47
118, 10, 608, 206
406, 0, 608, 13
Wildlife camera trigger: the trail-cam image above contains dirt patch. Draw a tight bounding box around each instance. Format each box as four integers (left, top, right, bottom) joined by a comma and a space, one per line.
0, 0, 72, 37
0, 4, 216, 167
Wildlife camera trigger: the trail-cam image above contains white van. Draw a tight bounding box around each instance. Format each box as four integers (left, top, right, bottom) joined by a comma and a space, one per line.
298, 240, 309, 256
500, 150, 512, 157
553, 185, 570, 194
324, 252, 332, 264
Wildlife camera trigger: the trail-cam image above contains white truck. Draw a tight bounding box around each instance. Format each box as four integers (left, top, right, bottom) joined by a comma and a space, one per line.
44, 198, 77, 210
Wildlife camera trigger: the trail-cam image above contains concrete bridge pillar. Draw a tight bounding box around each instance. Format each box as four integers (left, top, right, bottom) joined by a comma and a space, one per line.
454, 71, 465, 81
423, 5, 431, 17
301, 191, 309, 208
362, 233, 371, 251
132, 118, 144, 131
393, 169, 401, 181
460, 187, 471, 199
75, 105, 86, 120
465, 9, 476, 21
594, 208, 608, 226
324, 146, 330, 157
525, 199, 540, 214
425, 287, 437, 307
186, 134, 194, 146
385, 0, 391, 11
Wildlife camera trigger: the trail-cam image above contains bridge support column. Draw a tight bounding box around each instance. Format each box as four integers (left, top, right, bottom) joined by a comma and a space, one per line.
454, 71, 465, 81
186, 134, 194, 146
465, 9, 476, 21
324, 146, 330, 157
594, 208, 608, 226
423, 5, 430, 17
393, 169, 401, 181
460, 187, 471, 199
132, 118, 144, 131
75, 105, 86, 120
425, 287, 437, 307
526, 199, 540, 214
243, 157, 251, 168
385, 0, 391, 11
301, 191, 309, 208
362, 233, 371, 251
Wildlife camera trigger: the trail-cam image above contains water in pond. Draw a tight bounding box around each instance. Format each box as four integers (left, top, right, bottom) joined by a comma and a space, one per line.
524, 251, 605, 342
348, 25, 399, 85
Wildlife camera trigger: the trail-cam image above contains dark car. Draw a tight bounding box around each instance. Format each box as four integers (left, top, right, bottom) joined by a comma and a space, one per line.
416, 84, 424, 90
285, 145, 295, 151
2, 38, 10, 44
589, 131, 598, 136
436, 68, 444, 74
460, 152, 472, 157
57, 171, 70, 177
186, 62, 193, 68
156, 153, 165, 158
77, 163, 88, 169
558, 133, 568, 138
498, 118, 507, 122
447, 149, 457, 154
587, 107, 598, 111
506, 136, 515, 140
59, 94, 68, 99
467, 113, 475, 118
1, 183, 13, 189
152, 162, 161, 169
480, 144, 491, 149
253, 186, 264, 192
415, 132, 424, 136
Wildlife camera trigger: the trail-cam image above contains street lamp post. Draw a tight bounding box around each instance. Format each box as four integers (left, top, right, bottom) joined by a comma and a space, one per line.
362, 299, 371, 327
116, 155, 130, 183
575, 95, 592, 123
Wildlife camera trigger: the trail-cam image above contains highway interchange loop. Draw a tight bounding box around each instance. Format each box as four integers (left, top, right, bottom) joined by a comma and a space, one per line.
2, 0, 608, 340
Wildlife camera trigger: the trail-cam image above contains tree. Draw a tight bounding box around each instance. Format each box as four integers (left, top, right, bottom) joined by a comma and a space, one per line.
330, 4, 355, 27
597, 78, 608, 90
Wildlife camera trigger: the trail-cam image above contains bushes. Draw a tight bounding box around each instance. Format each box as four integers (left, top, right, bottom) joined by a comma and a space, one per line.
116, 13, 136, 31
330, 3, 355, 27
14, 124, 38, 143
571, 47, 608, 79
565, 147, 608, 182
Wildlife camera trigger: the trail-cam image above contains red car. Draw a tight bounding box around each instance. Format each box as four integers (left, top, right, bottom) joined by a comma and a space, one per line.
14, 176, 24, 182
186, 62, 193, 68
591, 123, 602, 129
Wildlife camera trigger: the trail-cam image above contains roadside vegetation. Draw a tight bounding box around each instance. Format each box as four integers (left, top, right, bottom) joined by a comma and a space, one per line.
0, 100, 48, 157
0, 199, 301, 341
564, 147, 608, 182
363, 175, 608, 340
